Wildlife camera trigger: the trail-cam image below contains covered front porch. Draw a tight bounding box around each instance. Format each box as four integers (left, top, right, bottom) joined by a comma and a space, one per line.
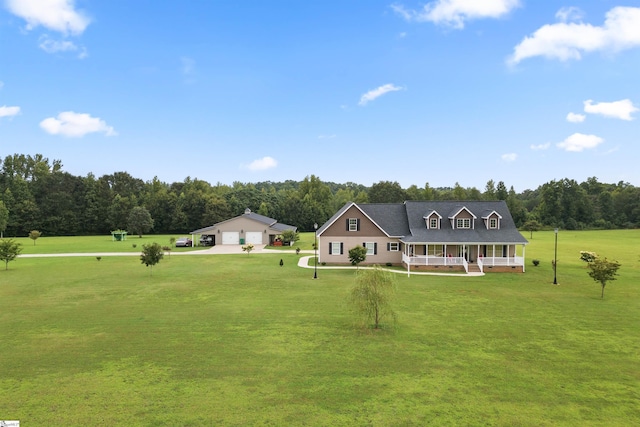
401, 242, 526, 274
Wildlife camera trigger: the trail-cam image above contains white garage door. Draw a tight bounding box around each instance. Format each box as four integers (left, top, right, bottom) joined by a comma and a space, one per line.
222, 232, 239, 245
246, 232, 263, 245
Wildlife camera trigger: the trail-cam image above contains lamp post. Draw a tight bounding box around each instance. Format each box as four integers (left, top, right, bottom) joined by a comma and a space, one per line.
553, 228, 558, 285
313, 223, 318, 279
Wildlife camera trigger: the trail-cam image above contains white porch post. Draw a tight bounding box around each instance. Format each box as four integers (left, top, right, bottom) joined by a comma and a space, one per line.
522, 244, 526, 273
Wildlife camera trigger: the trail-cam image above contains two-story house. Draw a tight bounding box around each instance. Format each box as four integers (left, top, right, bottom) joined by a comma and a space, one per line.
317, 200, 529, 273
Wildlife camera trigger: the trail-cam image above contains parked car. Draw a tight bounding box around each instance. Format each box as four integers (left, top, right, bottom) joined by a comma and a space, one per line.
200, 235, 214, 246
175, 237, 192, 247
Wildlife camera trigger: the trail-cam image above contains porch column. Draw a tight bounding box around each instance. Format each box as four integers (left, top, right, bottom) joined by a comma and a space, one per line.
522, 244, 526, 273
444, 244, 447, 265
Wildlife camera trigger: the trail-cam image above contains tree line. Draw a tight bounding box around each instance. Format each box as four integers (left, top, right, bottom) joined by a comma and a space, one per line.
0, 153, 639, 237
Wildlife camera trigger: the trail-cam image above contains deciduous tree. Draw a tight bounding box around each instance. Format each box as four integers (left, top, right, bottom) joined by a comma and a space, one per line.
128, 206, 154, 238
28, 230, 41, 245
349, 265, 397, 329
140, 242, 164, 275
587, 257, 621, 299
0, 201, 8, 238
348, 245, 367, 269
0, 239, 22, 270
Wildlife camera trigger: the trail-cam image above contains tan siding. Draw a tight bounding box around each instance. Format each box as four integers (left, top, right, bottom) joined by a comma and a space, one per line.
318, 236, 403, 265
322, 205, 387, 237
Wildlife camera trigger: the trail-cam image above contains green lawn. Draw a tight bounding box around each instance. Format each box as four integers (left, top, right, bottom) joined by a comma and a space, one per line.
11, 234, 213, 254
0, 230, 638, 425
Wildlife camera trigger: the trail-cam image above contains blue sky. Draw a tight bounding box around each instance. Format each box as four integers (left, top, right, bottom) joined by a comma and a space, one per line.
1, 0, 639, 192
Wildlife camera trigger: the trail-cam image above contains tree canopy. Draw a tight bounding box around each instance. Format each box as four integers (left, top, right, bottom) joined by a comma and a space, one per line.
1, 154, 639, 237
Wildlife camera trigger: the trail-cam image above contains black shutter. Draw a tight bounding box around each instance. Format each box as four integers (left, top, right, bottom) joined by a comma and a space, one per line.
346, 218, 349, 231
340, 243, 344, 255
387, 243, 390, 251
374, 243, 377, 255
357, 219, 360, 231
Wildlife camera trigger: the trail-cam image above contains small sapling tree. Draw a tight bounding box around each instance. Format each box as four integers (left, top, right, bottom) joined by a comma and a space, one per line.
348, 245, 367, 269
0, 239, 22, 270
349, 265, 397, 329
140, 242, 164, 276
587, 257, 621, 299
242, 244, 255, 255
29, 230, 41, 245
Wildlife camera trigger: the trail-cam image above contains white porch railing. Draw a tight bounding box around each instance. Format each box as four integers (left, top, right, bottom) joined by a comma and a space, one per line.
403, 254, 524, 272
402, 254, 466, 267
478, 256, 524, 267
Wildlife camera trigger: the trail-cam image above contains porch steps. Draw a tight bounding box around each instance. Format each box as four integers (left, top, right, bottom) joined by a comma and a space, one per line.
467, 263, 482, 274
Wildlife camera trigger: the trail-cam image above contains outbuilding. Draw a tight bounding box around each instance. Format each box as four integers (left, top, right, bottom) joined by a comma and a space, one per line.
190, 208, 297, 246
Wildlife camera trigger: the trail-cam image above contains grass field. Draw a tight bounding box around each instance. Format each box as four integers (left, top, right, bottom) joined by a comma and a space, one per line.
0, 230, 638, 425
9, 232, 317, 255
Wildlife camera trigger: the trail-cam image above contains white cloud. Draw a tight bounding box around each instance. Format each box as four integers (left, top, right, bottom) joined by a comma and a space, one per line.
5, 0, 91, 35
584, 99, 638, 121
555, 7, 584, 23
38, 36, 87, 58
0, 106, 21, 118
359, 83, 403, 106
501, 153, 517, 162
508, 7, 640, 65
392, 0, 520, 29
530, 142, 551, 150
245, 156, 278, 172
39, 111, 117, 137
39, 36, 77, 53
0, 81, 4, 90
557, 133, 604, 152
566, 112, 586, 123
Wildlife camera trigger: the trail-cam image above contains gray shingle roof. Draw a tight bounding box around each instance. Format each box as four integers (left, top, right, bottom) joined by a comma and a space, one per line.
320, 200, 528, 245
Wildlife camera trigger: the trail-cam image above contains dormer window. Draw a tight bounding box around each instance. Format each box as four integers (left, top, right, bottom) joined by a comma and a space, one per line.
456, 218, 471, 229
424, 210, 442, 229
482, 211, 502, 229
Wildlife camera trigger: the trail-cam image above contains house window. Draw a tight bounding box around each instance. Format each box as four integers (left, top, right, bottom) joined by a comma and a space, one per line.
487, 245, 503, 257
330, 242, 343, 255
388, 242, 399, 252
429, 218, 438, 229
456, 218, 471, 229
489, 218, 498, 229
427, 245, 443, 256
364, 242, 376, 255
348, 218, 358, 231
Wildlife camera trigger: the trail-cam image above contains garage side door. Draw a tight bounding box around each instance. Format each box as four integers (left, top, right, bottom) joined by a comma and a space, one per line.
246, 232, 263, 245
222, 232, 239, 245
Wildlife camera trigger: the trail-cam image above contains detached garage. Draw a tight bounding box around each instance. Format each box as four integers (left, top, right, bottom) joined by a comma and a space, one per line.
222, 232, 240, 245
190, 208, 297, 246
